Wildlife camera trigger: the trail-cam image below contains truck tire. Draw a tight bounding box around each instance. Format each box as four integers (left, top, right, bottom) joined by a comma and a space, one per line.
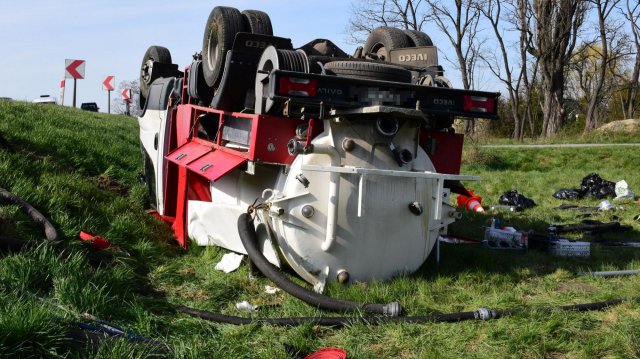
403, 29, 433, 47
324, 61, 412, 83
241, 10, 273, 35
202, 6, 246, 88
363, 26, 411, 61
140, 46, 172, 109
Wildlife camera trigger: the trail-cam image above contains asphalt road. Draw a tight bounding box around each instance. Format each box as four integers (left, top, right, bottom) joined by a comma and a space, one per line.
482, 143, 640, 149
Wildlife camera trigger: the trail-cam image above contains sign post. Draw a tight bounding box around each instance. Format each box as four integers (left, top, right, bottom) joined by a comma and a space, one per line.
102, 75, 115, 114
59, 78, 65, 105
121, 88, 132, 116
65, 59, 85, 108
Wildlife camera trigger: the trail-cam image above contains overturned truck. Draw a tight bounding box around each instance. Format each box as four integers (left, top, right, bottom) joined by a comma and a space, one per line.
138, 6, 498, 290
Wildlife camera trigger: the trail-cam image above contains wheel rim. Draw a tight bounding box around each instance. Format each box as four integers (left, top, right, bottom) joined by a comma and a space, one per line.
141, 59, 154, 85
206, 28, 219, 70
371, 43, 388, 60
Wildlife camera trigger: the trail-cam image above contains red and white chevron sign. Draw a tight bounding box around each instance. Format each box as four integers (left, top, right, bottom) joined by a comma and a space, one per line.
65, 59, 85, 79
102, 76, 115, 91
121, 88, 131, 101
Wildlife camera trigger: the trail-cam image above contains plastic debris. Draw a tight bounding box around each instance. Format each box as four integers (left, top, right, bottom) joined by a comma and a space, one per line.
305, 347, 347, 359
548, 238, 590, 257
498, 190, 536, 210
456, 190, 484, 212
78, 231, 111, 250
214, 252, 244, 273
580, 173, 616, 199
598, 200, 613, 211
614, 180, 635, 201
483, 220, 528, 249
264, 285, 280, 294
553, 188, 583, 200
438, 235, 480, 244
235, 301, 257, 311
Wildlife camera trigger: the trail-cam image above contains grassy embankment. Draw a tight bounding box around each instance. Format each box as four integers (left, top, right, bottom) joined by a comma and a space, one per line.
0, 100, 639, 358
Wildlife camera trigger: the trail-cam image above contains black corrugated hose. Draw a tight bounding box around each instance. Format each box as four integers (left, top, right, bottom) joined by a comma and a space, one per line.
235, 213, 401, 316
176, 213, 637, 326
177, 298, 634, 327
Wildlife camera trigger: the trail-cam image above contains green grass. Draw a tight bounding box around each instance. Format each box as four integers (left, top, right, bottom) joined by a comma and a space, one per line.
1, 101, 640, 358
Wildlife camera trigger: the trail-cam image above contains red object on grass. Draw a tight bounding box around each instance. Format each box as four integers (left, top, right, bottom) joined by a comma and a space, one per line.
79, 231, 111, 250
456, 190, 484, 212
305, 347, 347, 359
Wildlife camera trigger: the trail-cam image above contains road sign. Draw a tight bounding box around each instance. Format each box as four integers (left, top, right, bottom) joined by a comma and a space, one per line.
121, 88, 131, 102
102, 76, 115, 91
65, 59, 85, 79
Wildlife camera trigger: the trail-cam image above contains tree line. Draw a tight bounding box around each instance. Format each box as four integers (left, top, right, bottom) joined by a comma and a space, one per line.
347, 0, 640, 138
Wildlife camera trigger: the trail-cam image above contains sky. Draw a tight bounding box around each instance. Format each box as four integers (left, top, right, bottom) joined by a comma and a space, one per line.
0, 0, 369, 112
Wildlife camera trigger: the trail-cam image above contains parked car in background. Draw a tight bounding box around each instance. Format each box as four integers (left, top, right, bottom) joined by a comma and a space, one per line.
81, 102, 99, 112
32, 95, 56, 104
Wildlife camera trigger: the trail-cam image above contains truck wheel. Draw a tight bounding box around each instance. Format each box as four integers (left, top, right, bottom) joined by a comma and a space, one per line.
242, 10, 273, 35
202, 6, 245, 88
363, 26, 411, 61
140, 46, 172, 108
324, 61, 412, 83
403, 30, 433, 47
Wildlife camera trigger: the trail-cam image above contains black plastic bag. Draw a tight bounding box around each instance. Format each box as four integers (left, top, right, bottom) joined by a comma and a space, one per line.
498, 190, 536, 210
579, 173, 616, 199
553, 188, 583, 200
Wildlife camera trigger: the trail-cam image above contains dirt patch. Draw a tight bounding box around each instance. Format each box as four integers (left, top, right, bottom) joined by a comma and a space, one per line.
557, 282, 597, 293
594, 119, 640, 134
93, 175, 128, 196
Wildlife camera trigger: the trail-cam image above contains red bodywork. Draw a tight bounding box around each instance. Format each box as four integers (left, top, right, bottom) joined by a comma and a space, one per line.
159, 68, 466, 248
159, 72, 301, 246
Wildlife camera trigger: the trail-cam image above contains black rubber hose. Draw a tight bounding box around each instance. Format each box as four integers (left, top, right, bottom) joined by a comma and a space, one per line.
178, 298, 635, 327
237, 213, 402, 316
0, 188, 60, 241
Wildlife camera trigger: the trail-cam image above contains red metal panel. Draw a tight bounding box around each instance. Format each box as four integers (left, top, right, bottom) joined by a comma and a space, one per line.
419, 131, 464, 175
166, 141, 212, 166
252, 114, 300, 164
186, 149, 247, 182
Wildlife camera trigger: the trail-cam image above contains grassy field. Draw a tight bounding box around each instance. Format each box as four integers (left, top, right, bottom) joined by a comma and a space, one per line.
1, 101, 639, 358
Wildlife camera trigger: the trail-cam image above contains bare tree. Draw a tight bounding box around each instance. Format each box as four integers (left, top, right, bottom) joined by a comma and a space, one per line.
583, 0, 624, 132
111, 79, 142, 117
424, 0, 483, 133
477, 0, 539, 139
622, 0, 640, 118
346, 0, 426, 44
527, 0, 589, 137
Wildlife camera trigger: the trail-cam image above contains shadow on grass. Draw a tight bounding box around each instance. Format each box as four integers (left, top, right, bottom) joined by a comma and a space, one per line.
416, 209, 640, 280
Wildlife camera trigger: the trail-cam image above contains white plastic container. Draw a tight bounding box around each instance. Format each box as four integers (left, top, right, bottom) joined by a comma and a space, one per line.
548, 239, 590, 257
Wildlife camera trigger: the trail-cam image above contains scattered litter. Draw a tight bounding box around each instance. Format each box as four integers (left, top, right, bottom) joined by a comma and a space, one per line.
553, 188, 583, 200
556, 204, 599, 212
483, 220, 528, 249
488, 205, 521, 212
548, 238, 590, 257
78, 231, 111, 250
598, 200, 613, 211
549, 220, 631, 235
614, 180, 635, 201
498, 190, 536, 210
554, 173, 618, 200
214, 252, 244, 273
438, 235, 480, 244
264, 285, 280, 294
577, 269, 640, 277
305, 347, 347, 359
456, 190, 484, 212
235, 301, 257, 311
598, 241, 640, 248
580, 173, 616, 199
